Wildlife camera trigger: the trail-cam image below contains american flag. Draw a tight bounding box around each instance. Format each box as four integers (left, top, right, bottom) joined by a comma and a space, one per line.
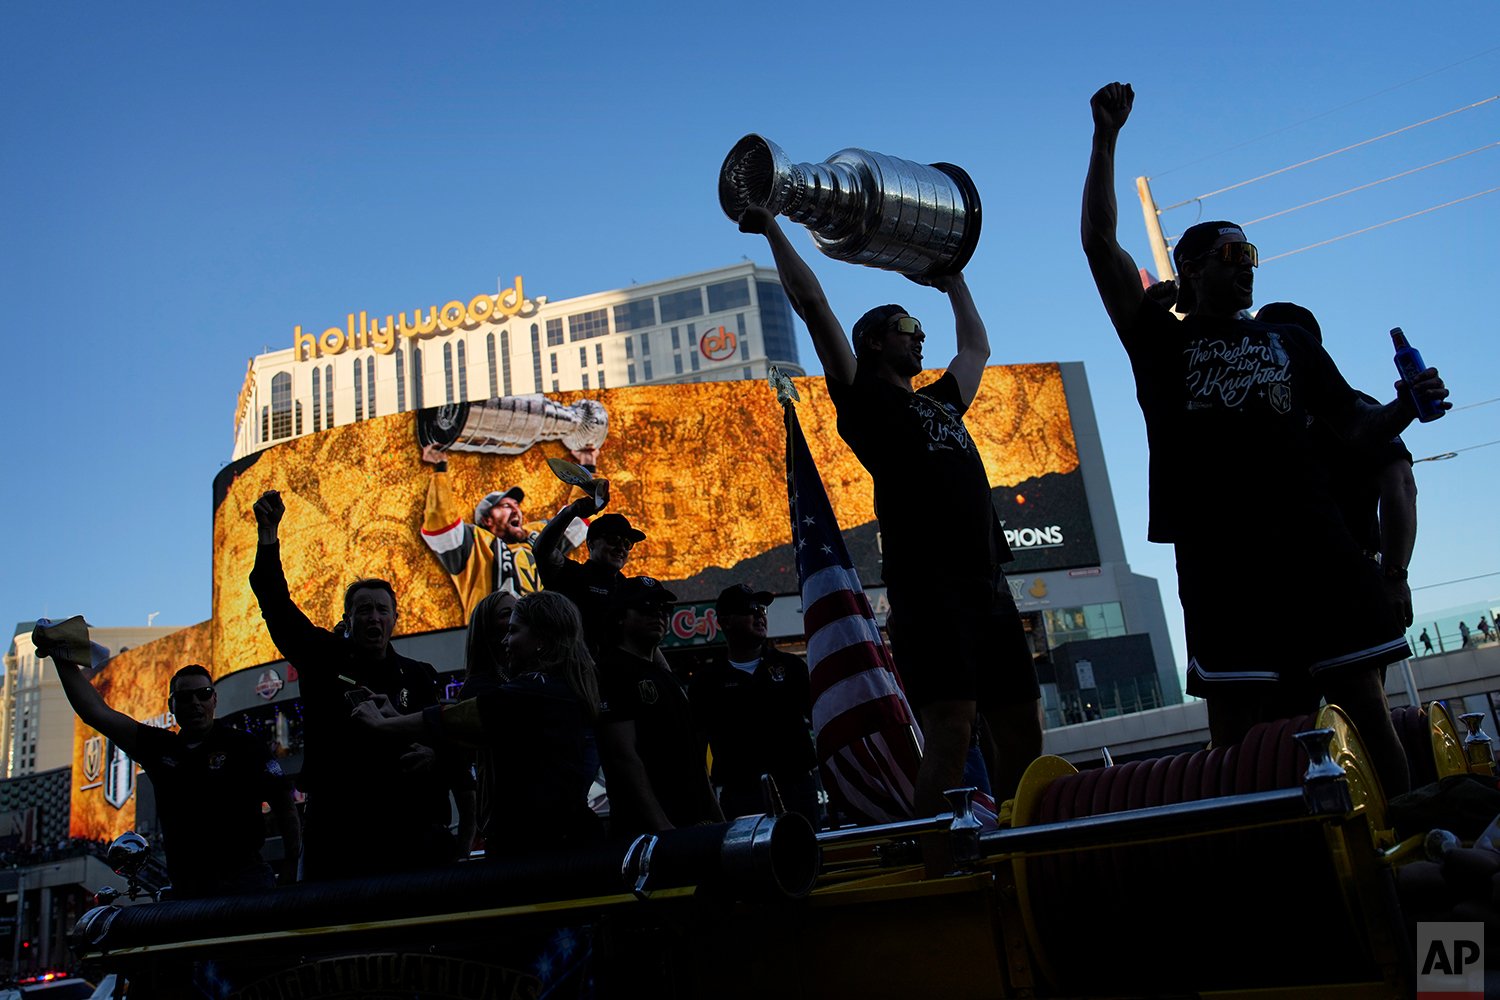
784, 400, 924, 823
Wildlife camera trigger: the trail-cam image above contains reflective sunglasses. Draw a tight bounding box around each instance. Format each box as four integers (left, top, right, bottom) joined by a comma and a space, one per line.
171, 686, 215, 704
892, 316, 923, 335
1199, 241, 1259, 268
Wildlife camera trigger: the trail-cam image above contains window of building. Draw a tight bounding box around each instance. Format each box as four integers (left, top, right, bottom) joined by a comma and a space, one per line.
500, 330, 513, 396
639, 333, 651, 356
564, 309, 605, 343
613, 297, 656, 332
707, 277, 751, 312
457, 340, 468, 399
295, 400, 303, 435
271, 372, 293, 439
627, 363, 636, 384
354, 358, 365, 420
411, 348, 423, 408
595, 343, 604, 366
443, 343, 455, 404
659, 287, 704, 322
738, 313, 750, 359
550, 353, 559, 374
643, 359, 653, 380
625, 338, 634, 360
530, 325, 543, 393
579, 347, 588, 368
546, 318, 564, 347
367, 357, 377, 417
597, 370, 605, 389
312, 367, 323, 431
395, 346, 406, 412
674, 355, 683, 375
689, 348, 700, 371
670, 326, 681, 350
261, 405, 269, 443
582, 373, 590, 389
325, 364, 334, 422
757, 280, 800, 364
743, 366, 753, 380
487, 333, 499, 398
551, 380, 559, 392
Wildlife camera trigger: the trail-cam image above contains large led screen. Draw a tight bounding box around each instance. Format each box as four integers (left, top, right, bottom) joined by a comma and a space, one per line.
209, 365, 1098, 673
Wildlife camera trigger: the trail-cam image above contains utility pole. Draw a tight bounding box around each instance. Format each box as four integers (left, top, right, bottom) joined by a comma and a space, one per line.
1135, 176, 1176, 282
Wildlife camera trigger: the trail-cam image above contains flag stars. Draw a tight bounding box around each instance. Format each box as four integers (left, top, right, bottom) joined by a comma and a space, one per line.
820, 544, 834, 554
802, 515, 816, 527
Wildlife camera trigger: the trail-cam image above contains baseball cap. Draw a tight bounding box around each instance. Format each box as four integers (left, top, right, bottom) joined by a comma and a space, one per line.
612, 575, 678, 610
1171, 221, 1248, 314
716, 584, 774, 615
474, 487, 524, 527
587, 512, 646, 543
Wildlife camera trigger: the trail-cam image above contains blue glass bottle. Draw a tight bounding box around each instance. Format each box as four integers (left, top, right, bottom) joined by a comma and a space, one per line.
1391, 327, 1445, 423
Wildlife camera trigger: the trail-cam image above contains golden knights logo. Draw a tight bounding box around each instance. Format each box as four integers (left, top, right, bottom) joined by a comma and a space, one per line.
103, 738, 135, 809
82, 735, 103, 783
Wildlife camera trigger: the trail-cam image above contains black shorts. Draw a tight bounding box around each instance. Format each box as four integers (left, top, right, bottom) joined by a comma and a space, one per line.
1178, 540, 1409, 702
886, 577, 1040, 709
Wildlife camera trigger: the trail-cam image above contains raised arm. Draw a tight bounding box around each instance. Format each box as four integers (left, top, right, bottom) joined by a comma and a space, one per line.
535, 487, 606, 580
1081, 82, 1145, 335
738, 207, 856, 386
248, 490, 327, 655
39, 630, 139, 758
932, 273, 989, 407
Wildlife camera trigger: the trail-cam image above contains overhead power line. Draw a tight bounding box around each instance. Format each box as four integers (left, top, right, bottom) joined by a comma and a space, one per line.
1236, 142, 1500, 228
1154, 45, 1500, 178
1258, 184, 1500, 264
1159, 96, 1498, 212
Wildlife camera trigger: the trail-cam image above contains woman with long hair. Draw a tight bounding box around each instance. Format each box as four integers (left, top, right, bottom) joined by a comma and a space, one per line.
354, 591, 602, 852
460, 590, 518, 698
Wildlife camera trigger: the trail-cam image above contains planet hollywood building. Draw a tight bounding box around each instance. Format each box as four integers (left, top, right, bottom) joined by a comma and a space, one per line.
232, 262, 803, 460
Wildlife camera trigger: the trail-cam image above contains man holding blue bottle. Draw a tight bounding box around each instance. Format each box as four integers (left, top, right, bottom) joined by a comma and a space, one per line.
1081, 81, 1451, 796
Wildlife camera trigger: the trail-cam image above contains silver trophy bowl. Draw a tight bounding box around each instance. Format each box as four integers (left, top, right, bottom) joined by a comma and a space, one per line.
719, 133, 982, 278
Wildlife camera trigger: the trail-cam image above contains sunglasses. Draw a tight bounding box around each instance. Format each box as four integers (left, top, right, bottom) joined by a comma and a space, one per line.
729, 605, 769, 616
171, 686, 215, 704
892, 316, 923, 335
597, 533, 636, 550
1197, 241, 1258, 268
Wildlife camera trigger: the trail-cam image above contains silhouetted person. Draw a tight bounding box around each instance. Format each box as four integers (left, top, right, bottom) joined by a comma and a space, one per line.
355, 591, 602, 854
739, 206, 1041, 811
41, 624, 299, 897
1420, 629, 1434, 655
250, 490, 470, 879
1082, 81, 1450, 797
1257, 303, 1418, 631
596, 576, 722, 833
690, 585, 818, 825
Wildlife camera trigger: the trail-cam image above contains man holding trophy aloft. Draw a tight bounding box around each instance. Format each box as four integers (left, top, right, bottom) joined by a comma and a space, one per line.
727, 134, 1041, 811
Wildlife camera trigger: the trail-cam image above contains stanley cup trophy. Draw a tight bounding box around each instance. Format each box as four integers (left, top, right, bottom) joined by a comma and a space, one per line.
718, 133, 982, 279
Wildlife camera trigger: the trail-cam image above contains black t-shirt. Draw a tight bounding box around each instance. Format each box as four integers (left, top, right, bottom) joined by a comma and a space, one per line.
132, 722, 282, 890
1121, 298, 1359, 543
689, 644, 815, 787
539, 558, 625, 654
470, 672, 600, 851
827, 371, 1010, 586
597, 647, 712, 831
1308, 390, 1413, 555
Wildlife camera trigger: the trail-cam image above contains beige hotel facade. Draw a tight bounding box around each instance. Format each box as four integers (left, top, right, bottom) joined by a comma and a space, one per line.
232, 262, 804, 459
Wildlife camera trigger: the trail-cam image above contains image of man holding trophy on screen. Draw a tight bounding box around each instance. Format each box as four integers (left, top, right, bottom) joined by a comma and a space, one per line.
416, 395, 610, 621
724, 134, 1041, 812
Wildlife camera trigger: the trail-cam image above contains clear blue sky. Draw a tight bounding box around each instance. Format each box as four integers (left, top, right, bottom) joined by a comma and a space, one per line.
3, 2, 1496, 690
